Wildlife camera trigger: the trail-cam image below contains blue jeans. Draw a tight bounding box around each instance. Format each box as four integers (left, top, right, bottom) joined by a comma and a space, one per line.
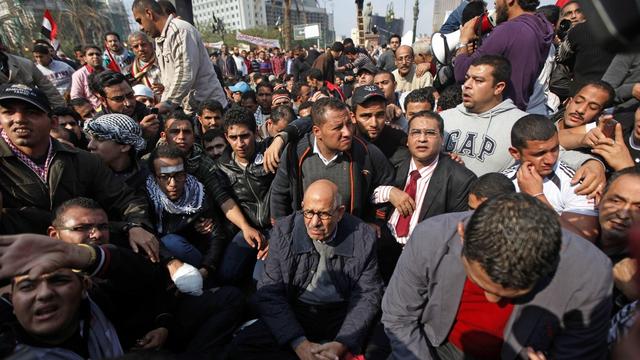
161, 234, 203, 267
217, 230, 268, 285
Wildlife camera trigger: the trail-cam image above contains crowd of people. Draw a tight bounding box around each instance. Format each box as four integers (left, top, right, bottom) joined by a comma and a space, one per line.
0, 0, 639, 358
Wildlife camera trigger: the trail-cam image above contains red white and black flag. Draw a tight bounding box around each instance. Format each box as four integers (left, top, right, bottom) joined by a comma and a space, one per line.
41, 10, 60, 50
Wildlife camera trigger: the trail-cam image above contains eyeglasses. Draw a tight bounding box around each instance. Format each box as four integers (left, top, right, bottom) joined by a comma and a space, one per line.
156, 172, 187, 183
409, 129, 440, 138
106, 92, 135, 103
58, 223, 109, 233
302, 208, 336, 220
396, 56, 413, 64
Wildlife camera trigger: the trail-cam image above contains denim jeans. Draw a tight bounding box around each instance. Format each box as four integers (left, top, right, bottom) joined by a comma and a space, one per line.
161, 233, 203, 267
217, 230, 269, 285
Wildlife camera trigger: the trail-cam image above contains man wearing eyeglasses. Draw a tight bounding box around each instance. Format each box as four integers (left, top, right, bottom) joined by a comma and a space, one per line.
91, 70, 161, 155
393, 45, 433, 94
230, 179, 383, 360
371, 110, 476, 282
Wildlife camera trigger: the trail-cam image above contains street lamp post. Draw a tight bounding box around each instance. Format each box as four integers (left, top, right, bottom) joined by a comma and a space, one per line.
412, 0, 419, 44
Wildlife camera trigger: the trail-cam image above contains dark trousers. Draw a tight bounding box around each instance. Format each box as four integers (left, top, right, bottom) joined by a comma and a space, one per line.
169, 286, 245, 359
227, 301, 348, 360
377, 225, 404, 284
217, 230, 269, 285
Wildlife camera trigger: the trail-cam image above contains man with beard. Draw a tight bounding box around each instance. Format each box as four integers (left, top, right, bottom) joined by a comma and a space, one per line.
131, 0, 228, 114
291, 46, 310, 82
103, 32, 135, 71
91, 70, 160, 155
125, 31, 163, 98
454, 0, 554, 111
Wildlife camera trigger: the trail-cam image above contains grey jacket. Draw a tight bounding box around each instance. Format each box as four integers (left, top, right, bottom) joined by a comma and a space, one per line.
155, 15, 228, 112
382, 211, 612, 360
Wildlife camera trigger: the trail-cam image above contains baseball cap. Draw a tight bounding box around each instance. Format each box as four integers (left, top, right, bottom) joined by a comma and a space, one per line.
0, 84, 52, 113
229, 81, 251, 94
357, 63, 378, 76
352, 85, 386, 106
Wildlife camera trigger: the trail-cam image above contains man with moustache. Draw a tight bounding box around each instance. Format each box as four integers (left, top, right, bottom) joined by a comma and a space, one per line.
131, 0, 227, 113
125, 31, 163, 97
454, 0, 554, 111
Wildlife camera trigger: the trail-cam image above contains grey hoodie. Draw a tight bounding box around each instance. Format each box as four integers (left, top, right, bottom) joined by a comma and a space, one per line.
442, 99, 597, 176
442, 99, 525, 175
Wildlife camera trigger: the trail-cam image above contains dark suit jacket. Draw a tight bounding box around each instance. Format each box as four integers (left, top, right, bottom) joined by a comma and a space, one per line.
390, 152, 477, 222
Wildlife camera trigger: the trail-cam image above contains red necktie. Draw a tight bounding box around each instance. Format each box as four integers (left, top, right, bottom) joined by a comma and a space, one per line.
395, 170, 421, 237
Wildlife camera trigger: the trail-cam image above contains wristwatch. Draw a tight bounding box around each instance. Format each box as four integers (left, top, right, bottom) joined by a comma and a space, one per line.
122, 222, 143, 233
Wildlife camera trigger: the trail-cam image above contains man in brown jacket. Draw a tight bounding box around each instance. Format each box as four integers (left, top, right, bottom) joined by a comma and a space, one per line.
312, 42, 343, 84
0, 83, 159, 261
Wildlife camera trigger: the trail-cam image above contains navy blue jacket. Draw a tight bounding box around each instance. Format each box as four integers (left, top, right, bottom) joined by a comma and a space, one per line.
258, 212, 384, 353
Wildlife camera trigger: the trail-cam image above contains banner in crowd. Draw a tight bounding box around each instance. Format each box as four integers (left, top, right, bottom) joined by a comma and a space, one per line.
235, 31, 280, 49
203, 41, 224, 49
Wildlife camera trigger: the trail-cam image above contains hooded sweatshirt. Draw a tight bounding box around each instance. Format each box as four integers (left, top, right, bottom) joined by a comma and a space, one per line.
454, 13, 554, 111
442, 99, 526, 176
442, 99, 600, 176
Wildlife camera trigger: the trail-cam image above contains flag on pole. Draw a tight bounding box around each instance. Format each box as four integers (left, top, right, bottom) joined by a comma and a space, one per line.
41, 10, 60, 50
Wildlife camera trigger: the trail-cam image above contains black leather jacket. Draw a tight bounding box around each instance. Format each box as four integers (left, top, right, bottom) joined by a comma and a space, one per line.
216, 139, 275, 229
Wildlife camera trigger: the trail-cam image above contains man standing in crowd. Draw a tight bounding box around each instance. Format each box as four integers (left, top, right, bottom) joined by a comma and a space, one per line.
393, 45, 433, 94
103, 32, 135, 71
0, 83, 159, 261
270, 47, 286, 78
377, 34, 401, 72
455, 0, 554, 110
132, 0, 228, 113
125, 31, 163, 97
0, 40, 65, 108
313, 42, 343, 85
230, 180, 383, 360
70, 45, 104, 109
32, 44, 75, 97
382, 193, 612, 359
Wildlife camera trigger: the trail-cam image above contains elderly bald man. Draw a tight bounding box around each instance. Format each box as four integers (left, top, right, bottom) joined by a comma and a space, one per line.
229, 179, 384, 360
393, 45, 433, 93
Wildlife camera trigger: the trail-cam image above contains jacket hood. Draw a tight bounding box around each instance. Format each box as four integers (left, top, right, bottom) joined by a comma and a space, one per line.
512, 12, 555, 55
454, 98, 519, 118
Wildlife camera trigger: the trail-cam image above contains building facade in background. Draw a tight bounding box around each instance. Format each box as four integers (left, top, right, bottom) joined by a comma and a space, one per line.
432, 0, 459, 33
265, 0, 335, 47
192, 0, 267, 32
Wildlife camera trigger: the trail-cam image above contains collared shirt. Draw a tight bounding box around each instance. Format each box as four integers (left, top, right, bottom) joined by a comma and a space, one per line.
312, 136, 341, 165
502, 161, 597, 216
372, 157, 439, 244
393, 64, 434, 94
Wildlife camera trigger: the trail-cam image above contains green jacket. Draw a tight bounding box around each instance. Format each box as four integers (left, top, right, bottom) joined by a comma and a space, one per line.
0, 137, 152, 232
